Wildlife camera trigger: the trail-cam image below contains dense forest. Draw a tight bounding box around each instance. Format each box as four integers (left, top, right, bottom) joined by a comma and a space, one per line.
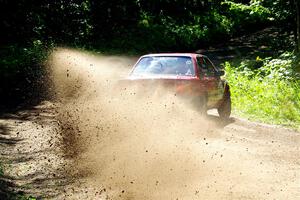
1, 0, 299, 50
0, 0, 299, 123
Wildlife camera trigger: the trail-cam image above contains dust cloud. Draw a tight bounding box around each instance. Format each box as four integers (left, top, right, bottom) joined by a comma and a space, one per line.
47, 48, 233, 199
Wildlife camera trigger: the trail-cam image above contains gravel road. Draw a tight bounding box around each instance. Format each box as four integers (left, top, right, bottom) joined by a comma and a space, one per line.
0, 48, 299, 199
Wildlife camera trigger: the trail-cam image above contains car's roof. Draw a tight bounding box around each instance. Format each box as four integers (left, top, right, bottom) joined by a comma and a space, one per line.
141, 53, 205, 58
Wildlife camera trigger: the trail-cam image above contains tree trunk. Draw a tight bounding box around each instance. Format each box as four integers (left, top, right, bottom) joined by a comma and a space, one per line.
294, 0, 300, 52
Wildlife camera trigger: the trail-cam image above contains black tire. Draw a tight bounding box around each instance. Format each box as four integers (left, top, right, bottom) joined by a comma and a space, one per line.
218, 87, 231, 119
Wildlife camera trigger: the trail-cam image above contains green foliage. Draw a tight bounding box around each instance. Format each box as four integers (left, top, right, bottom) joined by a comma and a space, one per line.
95, 0, 278, 51
225, 52, 300, 128
261, 0, 294, 22
168, 11, 233, 47
0, 40, 50, 106
1, 40, 48, 73
2, 0, 295, 51
0, 0, 92, 44
222, 0, 272, 31
105, 8, 234, 51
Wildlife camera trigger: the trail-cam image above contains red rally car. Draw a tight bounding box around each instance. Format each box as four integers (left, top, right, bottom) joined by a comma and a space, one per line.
125, 53, 231, 119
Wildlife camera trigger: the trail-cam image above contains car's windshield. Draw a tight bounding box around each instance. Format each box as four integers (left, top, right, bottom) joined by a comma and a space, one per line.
131, 56, 195, 76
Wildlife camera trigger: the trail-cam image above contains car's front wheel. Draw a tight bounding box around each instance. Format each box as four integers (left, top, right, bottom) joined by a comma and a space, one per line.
218, 87, 231, 119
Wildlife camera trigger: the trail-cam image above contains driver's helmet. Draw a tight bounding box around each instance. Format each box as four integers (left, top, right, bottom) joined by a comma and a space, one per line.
146, 60, 163, 74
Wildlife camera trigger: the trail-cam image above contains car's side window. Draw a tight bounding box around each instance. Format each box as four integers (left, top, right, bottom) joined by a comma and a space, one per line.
196, 57, 204, 78
197, 56, 216, 77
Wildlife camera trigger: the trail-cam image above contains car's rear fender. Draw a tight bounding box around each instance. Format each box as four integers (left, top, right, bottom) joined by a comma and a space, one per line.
118, 78, 207, 97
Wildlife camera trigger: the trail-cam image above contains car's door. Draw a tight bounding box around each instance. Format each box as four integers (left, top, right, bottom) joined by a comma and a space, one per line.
196, 56, 224, 107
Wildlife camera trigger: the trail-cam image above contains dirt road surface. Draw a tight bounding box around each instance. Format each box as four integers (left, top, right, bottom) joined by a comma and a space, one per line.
0, 48, 299, 199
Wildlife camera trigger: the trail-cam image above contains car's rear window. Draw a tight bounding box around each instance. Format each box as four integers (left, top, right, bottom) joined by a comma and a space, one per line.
131, 56, 195, 76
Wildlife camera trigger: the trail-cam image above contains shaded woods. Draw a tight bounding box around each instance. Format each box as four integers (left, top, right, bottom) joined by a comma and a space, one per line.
0, 0, 299, 50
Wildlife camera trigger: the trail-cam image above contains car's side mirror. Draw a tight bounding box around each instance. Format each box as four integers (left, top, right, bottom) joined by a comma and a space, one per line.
216, 70, 225, 76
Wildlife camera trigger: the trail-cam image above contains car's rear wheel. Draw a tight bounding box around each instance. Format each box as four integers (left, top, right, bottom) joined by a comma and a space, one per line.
218, 87, 231, 119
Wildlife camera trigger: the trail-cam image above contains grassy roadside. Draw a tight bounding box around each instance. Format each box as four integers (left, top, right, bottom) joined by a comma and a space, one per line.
224, 52, 300, 130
